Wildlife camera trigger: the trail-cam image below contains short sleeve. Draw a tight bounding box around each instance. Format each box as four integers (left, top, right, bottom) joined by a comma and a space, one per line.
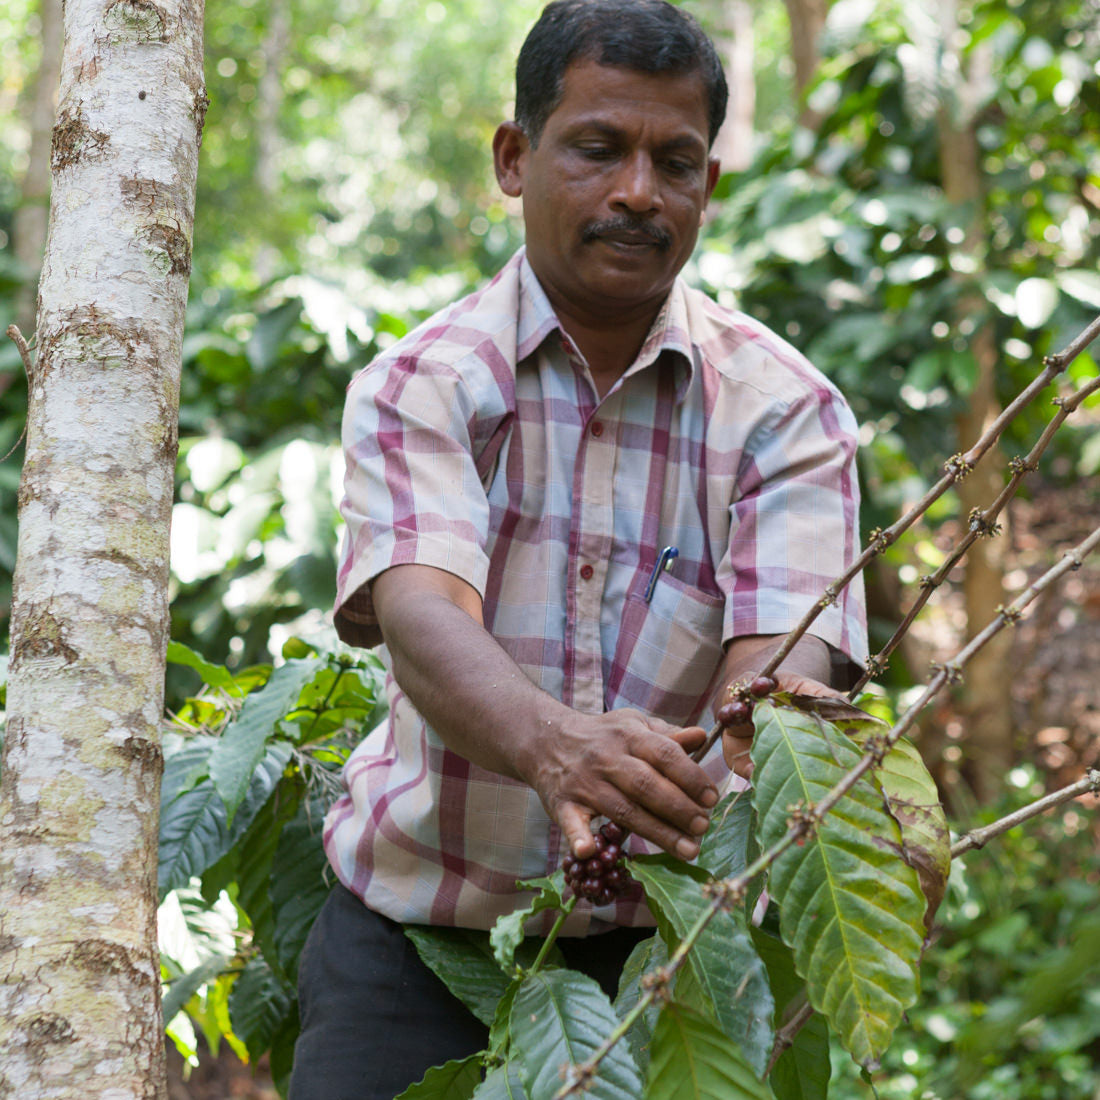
718, 384, 868, 680
333, 355, 494, 646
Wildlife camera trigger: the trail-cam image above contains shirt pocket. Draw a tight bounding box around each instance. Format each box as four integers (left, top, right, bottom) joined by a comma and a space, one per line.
608, 573, 726, 725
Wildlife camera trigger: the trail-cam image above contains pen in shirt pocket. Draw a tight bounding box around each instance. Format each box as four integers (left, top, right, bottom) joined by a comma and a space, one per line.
643, 545, 679, 603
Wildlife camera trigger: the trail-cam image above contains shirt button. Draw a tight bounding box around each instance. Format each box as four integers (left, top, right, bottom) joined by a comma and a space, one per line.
590, 420, 604, 438
580, 564, 594, 580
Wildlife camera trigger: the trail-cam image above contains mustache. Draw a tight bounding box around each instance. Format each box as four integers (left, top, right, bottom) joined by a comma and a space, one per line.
581, 216, 671, 250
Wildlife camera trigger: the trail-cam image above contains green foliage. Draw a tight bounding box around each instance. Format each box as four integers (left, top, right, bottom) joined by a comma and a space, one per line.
158, 637, 386, 1078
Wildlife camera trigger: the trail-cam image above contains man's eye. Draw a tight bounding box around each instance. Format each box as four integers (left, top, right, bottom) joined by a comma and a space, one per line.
664, 159, 695, 175
579, 145, 615, 159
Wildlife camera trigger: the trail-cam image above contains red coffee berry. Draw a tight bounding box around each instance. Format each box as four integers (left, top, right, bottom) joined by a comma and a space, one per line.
591, 832, 606, 853
595, 888, 617, 907
584, 858, 602, 877
717, 699, 754, 727
749, 675, 778, 698
599, 844, 621, 866
600, 821, 626, 845
581, 877, 603, 898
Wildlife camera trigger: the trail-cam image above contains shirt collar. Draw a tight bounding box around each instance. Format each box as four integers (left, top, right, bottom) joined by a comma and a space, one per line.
516, 249, 696, 399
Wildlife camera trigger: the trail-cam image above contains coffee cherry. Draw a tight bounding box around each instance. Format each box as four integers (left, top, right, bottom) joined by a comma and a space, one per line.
604, 867, 625, 889
717, 699, 754, 727
595, 888, 617, 907
749, 675, 778, 698
581, 877, 603, 898
584, 857, 603, 877
591, 832, 606, 853
600, 822, 626, 845
599, 844, 621, 865
561, 822, 633, 904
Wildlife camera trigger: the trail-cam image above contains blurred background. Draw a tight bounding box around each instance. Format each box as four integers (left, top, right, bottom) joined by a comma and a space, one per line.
2, 0, 1099, 1095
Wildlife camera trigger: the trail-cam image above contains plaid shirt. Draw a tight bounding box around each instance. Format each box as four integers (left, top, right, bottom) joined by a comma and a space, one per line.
326, 249, 867, 933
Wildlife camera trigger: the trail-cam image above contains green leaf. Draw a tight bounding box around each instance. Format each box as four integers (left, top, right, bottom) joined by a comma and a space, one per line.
209, 656, 324, 823
852, 733, 950, 927
162, 954, 233, 1025
395, 1054, 485, 1099
270, 792, 335, 981
489, 873, 566, 974
696, 790, 757, 884
750, 929, 830, 1100
166, 640, 238, 692
510, 969, 644, 1100
645, 1002, 774, 1100
269, 1001, 300, 1098
227, 954, 296, 1061
158, 736, 293, 898
613, 934, 666, 1071
405, 926, 560, 1027
628, 856, 774, 1078
473, 1063, 528, 1099
751, 703, 925, 1069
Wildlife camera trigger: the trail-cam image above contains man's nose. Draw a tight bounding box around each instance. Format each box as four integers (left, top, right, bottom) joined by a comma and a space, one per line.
609, 153, 662, 214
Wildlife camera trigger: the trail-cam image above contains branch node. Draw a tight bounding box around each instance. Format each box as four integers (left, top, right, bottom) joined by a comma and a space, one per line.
786, 800, 819, 845
863, 734, 889, 766
1008, 455, 1036, 476
867, 527, 890, 554
931, 660, 964, 685
818, 586, 838, 609
560, 1061, 596, 1093
996, 603, 1024, 624
640, 966, 673, 1003
864, 653, 889, 678
944, 453, 973, 479
918, 574, 937, 590
703, 878, 746, 912
968, 508, 1003, 538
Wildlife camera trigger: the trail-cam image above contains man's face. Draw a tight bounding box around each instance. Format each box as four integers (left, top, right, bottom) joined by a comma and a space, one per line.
494, 59, 720, 326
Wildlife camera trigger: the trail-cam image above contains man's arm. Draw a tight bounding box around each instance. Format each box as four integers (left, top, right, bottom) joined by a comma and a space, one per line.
713, 634, 840, 778
371, 563, 719, 862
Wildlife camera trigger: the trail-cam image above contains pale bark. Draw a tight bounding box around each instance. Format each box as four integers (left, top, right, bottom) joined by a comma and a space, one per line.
0, 0, 206, 1095
935, 0, 1013, 800
782, 0, 829, 128
9, 0, 63, 355
711, 0, 755, 173
253, 0, 289, 282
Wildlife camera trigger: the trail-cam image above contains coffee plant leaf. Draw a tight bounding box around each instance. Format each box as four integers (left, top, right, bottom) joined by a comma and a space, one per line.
158, 735, 293, 898
490, 872, 567, 974
209, 655, 324, 823
750, 928, 830, 1100
851, 732, 950, 927
696, 789, 757, 884
751, 703, 925, 1069
234, 782, 301, 970
270, 791, 335, 981
473, 1062, 529, 1099
645, 1001, 774, 1100
628, 855, 774, 1077
268, 1001, 300, 1098
613, 934, 666, 1071
227, 954, 295, 1061
395, 1054, 485, 1100
405, 927, 559, 1027
161, 953, 233, 1026
166, 639, 239, 693
510, 968, 644, 1100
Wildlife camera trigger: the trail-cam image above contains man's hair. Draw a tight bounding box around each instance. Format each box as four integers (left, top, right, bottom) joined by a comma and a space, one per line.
515, 0, 728, 148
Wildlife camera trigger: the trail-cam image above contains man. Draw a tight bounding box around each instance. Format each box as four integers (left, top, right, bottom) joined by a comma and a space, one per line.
290, 3, 866, 1097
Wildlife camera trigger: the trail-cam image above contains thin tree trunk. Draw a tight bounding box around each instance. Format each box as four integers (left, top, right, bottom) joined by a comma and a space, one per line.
8, 0, 62, 363
712, 0, 755, 173
0, 0, 206, 1094
782, 0, 829, 128
253, 0, 289, 283
935, 1, 1013, 802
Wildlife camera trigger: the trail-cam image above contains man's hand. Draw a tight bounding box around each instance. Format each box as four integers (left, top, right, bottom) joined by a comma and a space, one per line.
719, 671, 842, 778
526, 710, 717, 861
371, 564, 717, 863
712, 635, 841, 780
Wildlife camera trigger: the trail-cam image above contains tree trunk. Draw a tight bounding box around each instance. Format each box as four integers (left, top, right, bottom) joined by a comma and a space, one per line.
253, 0, 290, 282
8, 0, 63, 358
935, 0, 1013, 802
0, 0, 206, 1094
782, 0, 829, 128
711, 0, 755, 173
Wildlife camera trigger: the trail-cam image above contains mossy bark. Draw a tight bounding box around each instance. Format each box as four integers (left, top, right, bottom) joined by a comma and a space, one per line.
0, 0, 205, 1096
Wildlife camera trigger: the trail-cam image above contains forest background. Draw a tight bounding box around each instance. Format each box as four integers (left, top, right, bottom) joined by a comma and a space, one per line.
1, 0, 1099, 1097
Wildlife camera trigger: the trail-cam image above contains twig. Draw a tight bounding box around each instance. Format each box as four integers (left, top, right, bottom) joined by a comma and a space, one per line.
765, 1000, 815, 1076
951, 769, 1100, 857
560, 525, 1100, 1097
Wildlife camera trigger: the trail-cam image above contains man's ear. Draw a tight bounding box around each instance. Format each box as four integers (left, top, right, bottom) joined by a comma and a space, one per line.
700, 156, 721, 222
493, 121, 528, 198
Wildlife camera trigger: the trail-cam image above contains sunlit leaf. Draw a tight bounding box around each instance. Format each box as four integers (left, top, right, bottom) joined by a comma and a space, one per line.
751, 703, 924, 1069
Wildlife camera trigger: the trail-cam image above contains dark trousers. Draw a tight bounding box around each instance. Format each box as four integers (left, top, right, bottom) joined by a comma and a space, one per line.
289, 884, 648, 1100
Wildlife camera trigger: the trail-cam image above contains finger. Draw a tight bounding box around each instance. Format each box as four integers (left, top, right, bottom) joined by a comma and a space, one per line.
775, 673, 843, 699
596, 785, 705, 861
631, 727, 718, 808
558, 801, 597, 859
609, 755, 713, 840
669, 724, 708, 753
722, 732, 754, 779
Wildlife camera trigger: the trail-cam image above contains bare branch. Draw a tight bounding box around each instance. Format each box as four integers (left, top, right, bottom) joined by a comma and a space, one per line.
5, 324, 34, 378
951, 769, 1100, 857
